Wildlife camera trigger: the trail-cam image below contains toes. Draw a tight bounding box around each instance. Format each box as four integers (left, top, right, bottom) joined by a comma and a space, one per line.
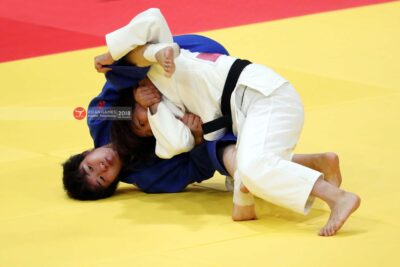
327, 223, 338, 236
327, 226, 335, 236
319, 223, 336, 237
318, 228, 324, 236
323, 227, 329, 236
319, 227, 327, 236
163, 64, 175, 77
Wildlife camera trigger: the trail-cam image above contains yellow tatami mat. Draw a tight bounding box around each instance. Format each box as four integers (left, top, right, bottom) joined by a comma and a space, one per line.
1, 2, 399, 266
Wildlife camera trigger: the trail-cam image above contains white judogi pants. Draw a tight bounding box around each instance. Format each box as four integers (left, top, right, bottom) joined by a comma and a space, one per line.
233, 83, 322, 214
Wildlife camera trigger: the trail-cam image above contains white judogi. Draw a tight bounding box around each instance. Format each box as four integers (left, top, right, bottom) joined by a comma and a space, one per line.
106, 8, 322, 214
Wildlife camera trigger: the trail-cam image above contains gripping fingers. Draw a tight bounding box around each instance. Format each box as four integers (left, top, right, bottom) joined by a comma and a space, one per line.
94, 62, 111, 73
94, 53, 114, 73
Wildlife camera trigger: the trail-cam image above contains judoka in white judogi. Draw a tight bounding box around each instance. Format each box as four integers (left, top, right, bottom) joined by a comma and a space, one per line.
95, 8, 361, 236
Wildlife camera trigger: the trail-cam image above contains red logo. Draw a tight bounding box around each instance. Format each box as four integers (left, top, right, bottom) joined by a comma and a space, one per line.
73, 107, 86, 120
97, 100, 106, 108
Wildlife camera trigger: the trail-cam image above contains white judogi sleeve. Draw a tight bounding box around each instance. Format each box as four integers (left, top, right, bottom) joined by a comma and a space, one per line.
106, 8, 173, 60
147, 99, 195, 159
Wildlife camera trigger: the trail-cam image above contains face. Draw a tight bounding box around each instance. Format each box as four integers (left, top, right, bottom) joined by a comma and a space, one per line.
131, 80, 154, 137
131, 104, 153, 137
80, 146, 122, 188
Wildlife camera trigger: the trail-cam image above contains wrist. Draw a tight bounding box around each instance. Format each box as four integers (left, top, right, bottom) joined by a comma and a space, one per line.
194, 135, 204, 145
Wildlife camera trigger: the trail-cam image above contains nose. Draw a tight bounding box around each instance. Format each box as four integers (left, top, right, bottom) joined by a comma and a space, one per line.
99, 161, 108, 172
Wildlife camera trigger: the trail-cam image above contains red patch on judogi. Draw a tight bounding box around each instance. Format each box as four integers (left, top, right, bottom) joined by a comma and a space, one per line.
196, 53, 222, 62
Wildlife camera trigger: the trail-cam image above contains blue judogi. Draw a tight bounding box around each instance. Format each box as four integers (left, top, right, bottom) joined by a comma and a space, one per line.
87, 34, 236, 192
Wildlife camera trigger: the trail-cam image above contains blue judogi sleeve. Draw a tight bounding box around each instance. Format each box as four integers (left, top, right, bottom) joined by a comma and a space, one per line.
87, 34, 235, 192
121, 133, 237, 193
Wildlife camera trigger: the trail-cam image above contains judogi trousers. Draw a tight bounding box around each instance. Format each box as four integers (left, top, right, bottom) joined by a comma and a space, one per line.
233, 83, 322, 214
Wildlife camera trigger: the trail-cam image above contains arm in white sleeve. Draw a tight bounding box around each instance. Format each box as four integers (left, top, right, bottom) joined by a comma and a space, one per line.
148, 101, 195, 159
106, 8, 173, 60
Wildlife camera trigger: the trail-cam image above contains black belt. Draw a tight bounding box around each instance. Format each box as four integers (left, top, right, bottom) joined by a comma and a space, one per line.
202, 59, 252, 135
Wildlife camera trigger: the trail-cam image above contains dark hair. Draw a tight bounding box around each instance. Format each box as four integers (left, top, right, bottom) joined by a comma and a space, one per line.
110, 88, 156, 165
62, 152, 120, 200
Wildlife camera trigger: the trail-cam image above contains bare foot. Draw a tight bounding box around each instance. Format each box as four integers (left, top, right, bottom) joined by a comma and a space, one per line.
232, 183, 256, 221
316, 152, 342, 188
155, 46, 176, 77
319, 191, 361, 236
232, 203, 257, 221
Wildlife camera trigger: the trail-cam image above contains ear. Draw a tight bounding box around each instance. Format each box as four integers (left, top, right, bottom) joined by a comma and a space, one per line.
82, 149, 92, 157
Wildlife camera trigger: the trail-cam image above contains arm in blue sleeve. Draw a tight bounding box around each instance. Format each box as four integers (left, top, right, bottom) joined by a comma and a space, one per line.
121, 133, 237, 193
122, 142, 215, 193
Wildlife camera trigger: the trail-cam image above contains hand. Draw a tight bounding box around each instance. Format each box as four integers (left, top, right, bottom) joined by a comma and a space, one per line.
181, 113, 203, 145
134, 82, 161, 108
94, 52, 114, 73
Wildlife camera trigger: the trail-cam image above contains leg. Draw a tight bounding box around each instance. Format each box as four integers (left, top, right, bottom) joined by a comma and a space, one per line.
292, 153, 342, 187
220, 143, 236, 177
222, 146, 342, 188
234, 84, 359, 235
236, 84, 320, 214
232, 170, 256, 221
227, 151, 359, 234
218, 143, 235, 191
235, 153, 342, 194
221, 145, 344, 221
219, 143, 256, 220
